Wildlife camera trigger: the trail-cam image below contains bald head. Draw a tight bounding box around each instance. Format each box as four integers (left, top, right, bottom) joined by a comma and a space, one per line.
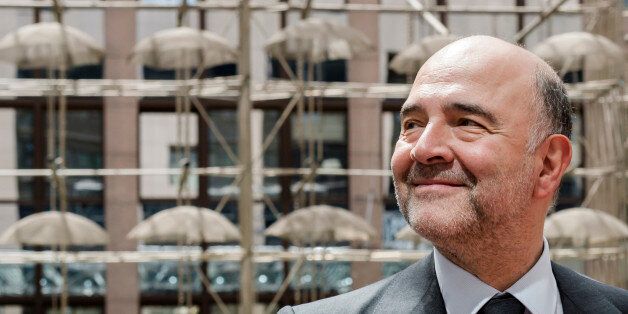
414, 35, 572, 150
418, 35, 552, 81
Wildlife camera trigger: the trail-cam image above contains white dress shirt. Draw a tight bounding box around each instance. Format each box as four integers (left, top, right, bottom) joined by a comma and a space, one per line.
433, 239, 563, 314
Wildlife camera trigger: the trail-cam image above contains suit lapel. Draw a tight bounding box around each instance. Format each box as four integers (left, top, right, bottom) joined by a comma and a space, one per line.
410, 273, 447, 314
372, 252, 446, 314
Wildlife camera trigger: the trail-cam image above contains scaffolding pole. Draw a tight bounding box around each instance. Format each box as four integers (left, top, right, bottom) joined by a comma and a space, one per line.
0, 1, 585, 14
238, 0, 255, 311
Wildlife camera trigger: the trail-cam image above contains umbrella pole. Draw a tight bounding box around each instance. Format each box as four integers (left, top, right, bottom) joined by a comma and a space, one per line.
315, 63, 324, 167
183, 65, 192, 206
296, 47, 306, 209
60, 248, 68, 314
50, 245, 59, 313
306, 59, 316, 207
175, 68, 183, 207
185, 255, 193, 309
311, 249, 318, 301
46, 66, 57, 212
199, 242, 210, 314
308, 242, 316, 302
34, 257, 43, 314
56, 59, 70, 314
177, 240, 185, 306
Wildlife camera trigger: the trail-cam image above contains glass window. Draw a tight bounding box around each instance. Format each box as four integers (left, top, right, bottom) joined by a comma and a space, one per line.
290, 111, 347, 207
0, 264, 34, 295
16, 109, 34, 201
17, 64, 103, 79
64, 110, 103, 200
386, 52, 408, 84
269, 59, 347, 82
39, 263, 106, 296
142, 201, 177, 221
143, 63, 236, 80
207, 110, 238, 200
139, 260, 200, 294
11, 108, 104, 227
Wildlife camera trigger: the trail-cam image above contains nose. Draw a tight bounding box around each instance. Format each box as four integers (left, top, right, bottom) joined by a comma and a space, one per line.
410, 122, 454, 165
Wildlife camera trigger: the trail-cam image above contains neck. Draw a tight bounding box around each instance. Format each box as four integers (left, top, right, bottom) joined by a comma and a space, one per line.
434, 227, 544, 292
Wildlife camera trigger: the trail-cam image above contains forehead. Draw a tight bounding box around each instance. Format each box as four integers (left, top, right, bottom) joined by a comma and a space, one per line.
403, 52, 536, 119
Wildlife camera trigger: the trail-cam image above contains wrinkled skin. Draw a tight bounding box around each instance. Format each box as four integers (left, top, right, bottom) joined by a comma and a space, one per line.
390, 36, 572, 290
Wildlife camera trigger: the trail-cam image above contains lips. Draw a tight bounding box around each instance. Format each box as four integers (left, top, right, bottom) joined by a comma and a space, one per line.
410, 180, 467, 193
412, 179, 466, 187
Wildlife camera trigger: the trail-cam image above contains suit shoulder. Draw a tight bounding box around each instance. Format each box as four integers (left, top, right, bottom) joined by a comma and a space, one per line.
552, 262, 628, 312
286, 275, 396, 314
278, 305, 295, 314
581, 275, 628, 311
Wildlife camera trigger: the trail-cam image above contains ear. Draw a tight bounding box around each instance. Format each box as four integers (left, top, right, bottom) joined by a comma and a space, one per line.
534, 134, 572, 199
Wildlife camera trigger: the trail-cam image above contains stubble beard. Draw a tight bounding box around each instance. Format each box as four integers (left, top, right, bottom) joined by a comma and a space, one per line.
394, 158, 535, 249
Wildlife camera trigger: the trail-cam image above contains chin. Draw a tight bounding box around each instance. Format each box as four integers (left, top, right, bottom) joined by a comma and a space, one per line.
402, 193, 482, 244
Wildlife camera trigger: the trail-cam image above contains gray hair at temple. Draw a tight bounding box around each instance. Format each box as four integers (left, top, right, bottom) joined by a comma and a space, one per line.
527, 65, 573, 152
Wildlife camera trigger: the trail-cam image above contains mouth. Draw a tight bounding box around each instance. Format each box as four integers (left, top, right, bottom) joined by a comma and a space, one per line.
410, 180, 467, 193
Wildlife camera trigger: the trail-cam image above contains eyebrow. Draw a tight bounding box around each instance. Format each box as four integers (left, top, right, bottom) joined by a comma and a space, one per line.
445, 102, 499, 126
399, 103, 425, 120
400, 102, 500, 126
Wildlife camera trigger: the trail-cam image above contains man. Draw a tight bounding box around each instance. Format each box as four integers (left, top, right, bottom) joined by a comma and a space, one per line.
279, 36, 628, 313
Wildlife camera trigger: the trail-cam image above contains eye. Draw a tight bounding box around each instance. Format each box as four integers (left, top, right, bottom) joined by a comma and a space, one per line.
403, 120, 423, 131
405, 121, 418, 129
457, 118, 483, 128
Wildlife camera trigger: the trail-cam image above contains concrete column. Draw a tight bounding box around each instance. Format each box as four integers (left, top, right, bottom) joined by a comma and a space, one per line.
347, 0, 383, 289
104, 5, 139, 314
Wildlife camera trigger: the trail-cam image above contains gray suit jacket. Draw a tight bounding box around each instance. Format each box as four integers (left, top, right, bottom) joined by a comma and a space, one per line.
279, 253, 628, 313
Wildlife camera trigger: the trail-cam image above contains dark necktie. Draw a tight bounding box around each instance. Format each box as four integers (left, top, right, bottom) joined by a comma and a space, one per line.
478, 293, 526, 314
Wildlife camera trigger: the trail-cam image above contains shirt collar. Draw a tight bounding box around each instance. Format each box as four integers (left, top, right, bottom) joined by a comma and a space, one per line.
434, 239, 560, 314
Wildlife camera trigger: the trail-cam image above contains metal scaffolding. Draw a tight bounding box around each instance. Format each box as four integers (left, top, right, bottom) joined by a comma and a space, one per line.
0, 0, 625, 312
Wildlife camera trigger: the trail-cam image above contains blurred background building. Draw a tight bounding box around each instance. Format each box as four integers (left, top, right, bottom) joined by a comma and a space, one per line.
0, 0, 625, 313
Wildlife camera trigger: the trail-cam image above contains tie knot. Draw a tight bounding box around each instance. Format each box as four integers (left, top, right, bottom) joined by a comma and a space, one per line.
478, 293, 526, 314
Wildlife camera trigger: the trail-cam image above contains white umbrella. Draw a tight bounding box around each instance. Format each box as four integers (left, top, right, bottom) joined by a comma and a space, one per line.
131, 27, 237, 70
394, 225, 427, 245
544, 207, 628, 247
264, 18, 373, 63
264, 205, 377, 245
0, 22, 103, 69
0, 211, 108, 247
127, 205, 240, 244
531, 32, 623, 78
0, 210, 107, 314
389, 34, 460, 76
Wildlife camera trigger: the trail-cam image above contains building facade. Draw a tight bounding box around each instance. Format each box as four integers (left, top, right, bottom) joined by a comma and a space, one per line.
0, 0, 623, 313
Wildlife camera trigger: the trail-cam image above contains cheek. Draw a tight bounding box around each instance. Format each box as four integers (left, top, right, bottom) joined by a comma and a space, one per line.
453, 142, 503, 176
391, 142, 414, 178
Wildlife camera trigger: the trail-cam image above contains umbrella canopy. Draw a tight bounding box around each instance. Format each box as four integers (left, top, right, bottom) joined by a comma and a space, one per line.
389, 34, 460, 76
265, 18, 373, 63
264, 205, 377, 245
127, 205, 240, 244
0, 211, 108, 246
544, 207, 628, 247
531, 32, 623, 78
0, 22, 104, 69
131, 27, 237, 70
394, 225, 427, 245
